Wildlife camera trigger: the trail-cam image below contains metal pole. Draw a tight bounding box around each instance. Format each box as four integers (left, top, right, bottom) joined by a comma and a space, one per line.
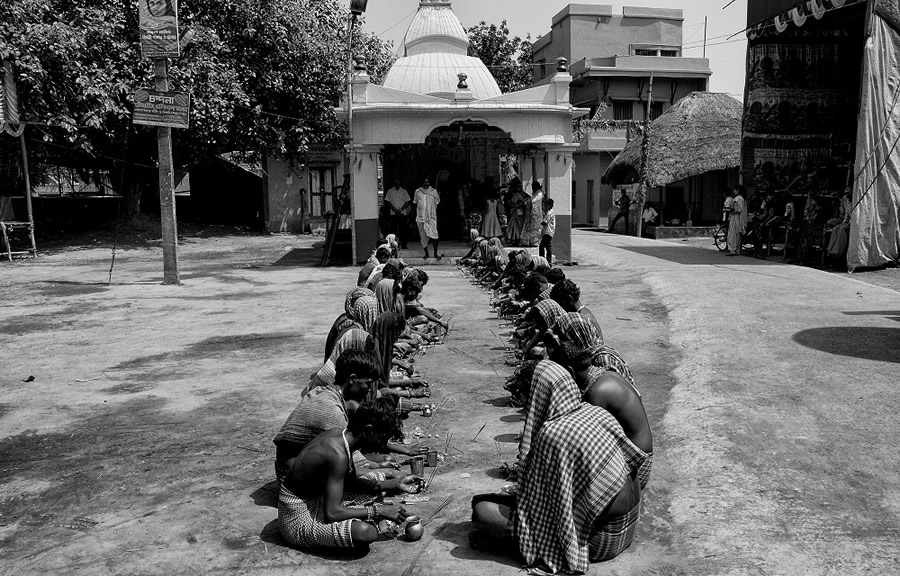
703, 16, 708, 58
346, 12, 357, 264
19, 131, 33, 225
637, 72, 653, 239
155, 58, 180, 285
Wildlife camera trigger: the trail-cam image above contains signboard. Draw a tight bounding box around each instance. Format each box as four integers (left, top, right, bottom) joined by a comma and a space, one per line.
133, 89, 190, 129
139, 0, 180, 58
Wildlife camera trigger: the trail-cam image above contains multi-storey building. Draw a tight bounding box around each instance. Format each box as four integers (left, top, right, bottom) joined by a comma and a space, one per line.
533, 4, 711, 227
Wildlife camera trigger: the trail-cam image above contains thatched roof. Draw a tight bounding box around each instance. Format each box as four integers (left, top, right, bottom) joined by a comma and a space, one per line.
602, 92, 743, 188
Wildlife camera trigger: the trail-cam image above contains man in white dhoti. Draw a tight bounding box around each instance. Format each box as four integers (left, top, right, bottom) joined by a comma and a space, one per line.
726, 185, 748, 256
414, 179, 441, 259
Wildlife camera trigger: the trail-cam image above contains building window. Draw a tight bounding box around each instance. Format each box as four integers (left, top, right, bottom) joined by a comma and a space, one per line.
613, 101, 633, 121
634, 48, 657, 56
660, 49, 679, 57
650, 102, 663, 120
309, 167, 336, 217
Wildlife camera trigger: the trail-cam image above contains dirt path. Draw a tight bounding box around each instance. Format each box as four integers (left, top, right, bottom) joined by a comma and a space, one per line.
0, 233, 675, 575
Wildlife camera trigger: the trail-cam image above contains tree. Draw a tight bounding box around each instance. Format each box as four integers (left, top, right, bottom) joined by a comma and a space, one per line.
466, 20, 533, 94
0, 0, 394, 213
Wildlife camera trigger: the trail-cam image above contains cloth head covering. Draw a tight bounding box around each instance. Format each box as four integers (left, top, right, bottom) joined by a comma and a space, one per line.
488, 237, 504, 251
555, 313, 636, 387
375, 279, 403, 315
400, 267, 415, 282
515, 251, 532, 267
554, 312, 604, 351
370, 312, 404, 394
470, 229, 481, 242
531, 256, 550, 269
309, 328, 372, 390
344, 288, 374, 316
349, 295, 378, 333
533, 300, 565, 329
518, 360, 582, 471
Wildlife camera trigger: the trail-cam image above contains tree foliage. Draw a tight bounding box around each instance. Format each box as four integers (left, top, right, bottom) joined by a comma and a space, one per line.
0, 0, 394, 199
466, 20, 533, 94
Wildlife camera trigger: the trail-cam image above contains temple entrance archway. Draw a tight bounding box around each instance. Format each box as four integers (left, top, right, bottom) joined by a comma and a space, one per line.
382, 121, 516, 241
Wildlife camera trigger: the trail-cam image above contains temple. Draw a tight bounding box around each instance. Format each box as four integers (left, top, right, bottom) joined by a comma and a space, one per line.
264, 0, 587, 263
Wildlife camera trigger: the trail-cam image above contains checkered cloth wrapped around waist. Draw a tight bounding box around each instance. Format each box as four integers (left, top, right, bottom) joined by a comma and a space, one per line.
277, 472, 385, 549
588, 502, 641, 562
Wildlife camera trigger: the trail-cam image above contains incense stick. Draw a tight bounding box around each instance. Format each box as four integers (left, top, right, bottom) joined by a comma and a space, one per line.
472, 422, 487, 442
423, 495, 454, 526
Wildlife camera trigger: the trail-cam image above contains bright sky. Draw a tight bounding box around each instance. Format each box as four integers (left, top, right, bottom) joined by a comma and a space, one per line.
343, 0, 749, 100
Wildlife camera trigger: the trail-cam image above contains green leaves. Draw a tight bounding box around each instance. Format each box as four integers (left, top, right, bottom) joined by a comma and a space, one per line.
0, 0, 394, 188
466, 20, 533, 94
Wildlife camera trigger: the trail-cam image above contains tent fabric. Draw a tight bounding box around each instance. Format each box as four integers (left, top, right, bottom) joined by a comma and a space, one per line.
848, 13, 900, 270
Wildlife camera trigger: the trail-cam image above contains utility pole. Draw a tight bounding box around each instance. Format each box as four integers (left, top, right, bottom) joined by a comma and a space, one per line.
636, 72, 654, 239
155, 58, 180, 285
703, 16, 708, 58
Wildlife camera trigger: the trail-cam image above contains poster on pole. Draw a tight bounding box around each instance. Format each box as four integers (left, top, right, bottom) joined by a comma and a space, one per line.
133, 89, 190, 129
139, 0, 180, 59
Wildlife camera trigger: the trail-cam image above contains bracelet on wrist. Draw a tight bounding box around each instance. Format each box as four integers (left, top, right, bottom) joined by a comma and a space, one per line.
366, 505, 375, 522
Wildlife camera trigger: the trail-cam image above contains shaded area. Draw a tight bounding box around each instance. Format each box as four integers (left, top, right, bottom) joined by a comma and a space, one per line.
270, 243, 326, 268
792, 327, 900, 364
843, 310, 900, 323
617, 245, 775, 266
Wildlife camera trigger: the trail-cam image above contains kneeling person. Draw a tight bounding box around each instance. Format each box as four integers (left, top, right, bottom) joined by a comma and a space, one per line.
552, 342, 653, 489
279, 398, 423, 550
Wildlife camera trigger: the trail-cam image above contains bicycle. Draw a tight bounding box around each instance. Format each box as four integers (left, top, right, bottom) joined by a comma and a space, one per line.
713, 223, 729, 252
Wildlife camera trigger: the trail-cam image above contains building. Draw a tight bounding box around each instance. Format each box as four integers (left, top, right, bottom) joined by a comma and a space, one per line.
264, 0, 586, 264
532, 4, 712, 227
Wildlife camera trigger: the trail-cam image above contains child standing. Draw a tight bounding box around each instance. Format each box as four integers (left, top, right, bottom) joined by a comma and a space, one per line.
540, 198, 555, 264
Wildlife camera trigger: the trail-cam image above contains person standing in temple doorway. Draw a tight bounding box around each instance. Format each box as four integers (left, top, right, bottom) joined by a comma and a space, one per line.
414, 178, 441, 260
384, 179, 412, 249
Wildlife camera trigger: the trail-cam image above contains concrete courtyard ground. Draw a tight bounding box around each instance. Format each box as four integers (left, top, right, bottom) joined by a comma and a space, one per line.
1, 229, 898, 575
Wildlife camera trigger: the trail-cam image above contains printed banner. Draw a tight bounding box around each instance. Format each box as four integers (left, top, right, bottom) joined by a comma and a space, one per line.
133, 89, 190, 129
139, 0, 180, 59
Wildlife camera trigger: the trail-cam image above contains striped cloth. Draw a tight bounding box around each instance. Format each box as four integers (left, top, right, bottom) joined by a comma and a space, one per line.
554, 313, 636, 388
278, 471, 385, 549
514, 362, 647, 574
375, 279, 404, 315
309, 329, 371, 391
532, 300, 565, 331
537, 288, 552, 302
531, 256, 549, 269
273, 386, 347, 482
587, 502, 641, 562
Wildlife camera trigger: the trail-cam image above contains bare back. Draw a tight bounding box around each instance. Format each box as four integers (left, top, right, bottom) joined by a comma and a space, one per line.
283, 429, 351, 499
584, 370, 652, 454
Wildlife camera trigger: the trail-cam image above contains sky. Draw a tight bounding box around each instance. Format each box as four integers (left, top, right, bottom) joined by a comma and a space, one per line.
342, 0, 750, 100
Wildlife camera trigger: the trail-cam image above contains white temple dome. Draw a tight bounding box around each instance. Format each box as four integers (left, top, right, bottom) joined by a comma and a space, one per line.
382, 0, 502, 99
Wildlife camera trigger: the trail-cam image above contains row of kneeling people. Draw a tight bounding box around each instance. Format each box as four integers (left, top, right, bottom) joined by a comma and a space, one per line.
271, 237, 448, 550
458, 236, 652, 575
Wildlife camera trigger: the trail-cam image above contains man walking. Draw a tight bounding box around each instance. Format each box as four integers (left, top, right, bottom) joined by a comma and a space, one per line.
609, 189, 633, 235
384, 179, 411, 249
414, 178, 441, 260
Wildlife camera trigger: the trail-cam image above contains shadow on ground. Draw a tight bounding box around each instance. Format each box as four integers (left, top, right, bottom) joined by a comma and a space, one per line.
792, 326, 900, 363
618, 245, 775, 266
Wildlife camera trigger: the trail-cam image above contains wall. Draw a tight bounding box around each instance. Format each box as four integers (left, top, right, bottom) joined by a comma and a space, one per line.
572, 152, 614, 227
534, 4, 684, 80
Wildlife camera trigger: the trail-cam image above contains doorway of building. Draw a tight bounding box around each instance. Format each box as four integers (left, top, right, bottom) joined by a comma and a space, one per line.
587, 179, 595, 225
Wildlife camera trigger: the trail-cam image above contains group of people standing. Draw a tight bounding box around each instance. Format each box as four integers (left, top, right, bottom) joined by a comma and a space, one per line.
381, 175, 553, 259
271, 242, 451, 550
458, 243, 652, 574
723, 183, 853, 263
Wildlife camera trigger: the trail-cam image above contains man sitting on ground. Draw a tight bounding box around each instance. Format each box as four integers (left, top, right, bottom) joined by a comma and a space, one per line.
358, 247, 391, 287
551, 342, 653, 489
550, 279, 604, 341
274, 350, 391, 483
279, 398, 423, 550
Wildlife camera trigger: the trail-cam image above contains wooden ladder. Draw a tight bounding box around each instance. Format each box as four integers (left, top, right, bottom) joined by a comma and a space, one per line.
0, 220, 37, 261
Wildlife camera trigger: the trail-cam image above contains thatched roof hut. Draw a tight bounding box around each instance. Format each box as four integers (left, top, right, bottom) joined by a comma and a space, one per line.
602, 92, 742, 188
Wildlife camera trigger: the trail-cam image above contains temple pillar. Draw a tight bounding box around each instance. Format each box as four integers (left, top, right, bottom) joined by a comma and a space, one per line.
351, 145, 381, 264
543, 145, 578, 262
